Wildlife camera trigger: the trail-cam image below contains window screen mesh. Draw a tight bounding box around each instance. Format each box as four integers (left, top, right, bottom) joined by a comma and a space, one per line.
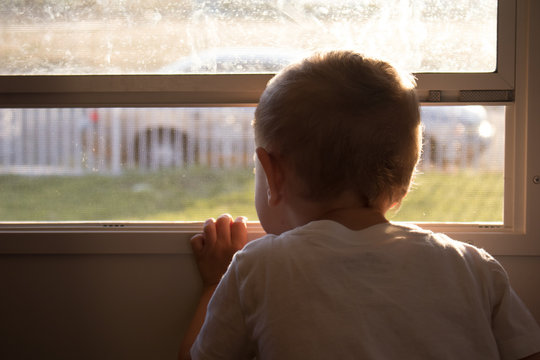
0, 105, 504, 222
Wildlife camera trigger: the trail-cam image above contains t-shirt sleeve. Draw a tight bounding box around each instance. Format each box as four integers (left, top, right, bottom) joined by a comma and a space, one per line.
190, 257, 255, 360
487, 257, 540, 360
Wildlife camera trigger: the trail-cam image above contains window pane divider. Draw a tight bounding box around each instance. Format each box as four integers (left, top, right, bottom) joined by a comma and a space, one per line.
0, 74, 272, 107
0, 75, 515, 108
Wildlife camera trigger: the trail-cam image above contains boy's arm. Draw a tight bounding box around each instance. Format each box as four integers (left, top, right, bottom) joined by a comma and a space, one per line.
178, 214, 248, 360
178, 284, 217, 360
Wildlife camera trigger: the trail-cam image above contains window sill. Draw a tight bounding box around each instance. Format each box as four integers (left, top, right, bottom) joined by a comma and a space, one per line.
1, 221, 538, 256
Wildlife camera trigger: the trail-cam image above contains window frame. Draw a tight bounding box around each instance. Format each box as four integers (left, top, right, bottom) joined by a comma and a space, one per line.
1, 0, 539, 256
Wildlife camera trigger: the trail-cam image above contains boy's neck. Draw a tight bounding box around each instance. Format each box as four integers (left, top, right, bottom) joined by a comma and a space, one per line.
313, 206, 389, 231
287, 193, 390, 232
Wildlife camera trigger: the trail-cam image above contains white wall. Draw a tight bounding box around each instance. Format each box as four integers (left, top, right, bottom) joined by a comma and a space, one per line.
0, 252, 538, 360
0, 253, 201, 359
497, 257, 540, 323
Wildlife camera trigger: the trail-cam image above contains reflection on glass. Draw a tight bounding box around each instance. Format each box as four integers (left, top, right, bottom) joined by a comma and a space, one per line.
0, 105, 504, 223
1, 0, 496, 74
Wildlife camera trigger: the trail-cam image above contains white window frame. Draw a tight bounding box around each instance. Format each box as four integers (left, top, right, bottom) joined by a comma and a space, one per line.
1, 0, 539, 256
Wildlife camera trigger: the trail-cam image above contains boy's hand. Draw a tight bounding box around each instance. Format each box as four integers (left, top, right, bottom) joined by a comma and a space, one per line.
190, 214, 248, 288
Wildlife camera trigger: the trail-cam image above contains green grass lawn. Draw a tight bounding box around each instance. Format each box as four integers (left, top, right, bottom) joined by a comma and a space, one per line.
393, 170, 503, 222
0, 168, 503, 223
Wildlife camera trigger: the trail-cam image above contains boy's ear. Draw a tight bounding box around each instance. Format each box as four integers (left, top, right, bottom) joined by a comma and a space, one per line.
256, 147, 285, 206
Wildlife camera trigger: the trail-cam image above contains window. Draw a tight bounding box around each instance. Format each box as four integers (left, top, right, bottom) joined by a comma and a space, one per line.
0, 105, 505, 223
2, 0, 496, 75
1, 0, 539, 256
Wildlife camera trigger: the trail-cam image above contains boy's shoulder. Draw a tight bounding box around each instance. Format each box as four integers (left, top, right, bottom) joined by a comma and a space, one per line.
232, 220, 505, 299
238, 220, 496, 267
238, 221, 413, 255
390, 221, 498, 261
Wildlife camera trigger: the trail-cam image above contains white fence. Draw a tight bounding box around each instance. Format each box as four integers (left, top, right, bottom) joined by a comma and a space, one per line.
0, 108, 90, 175
0, 108, 256, 175
0, 107, 502, 176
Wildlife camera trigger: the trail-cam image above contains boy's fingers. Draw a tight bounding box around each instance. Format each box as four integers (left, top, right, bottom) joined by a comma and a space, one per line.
190, 234, 204, 254
215, 214, 233, 244
231, 216, 248, 249
203, 218, 217, 248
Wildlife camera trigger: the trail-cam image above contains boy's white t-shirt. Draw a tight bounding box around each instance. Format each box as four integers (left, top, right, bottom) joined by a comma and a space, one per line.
191, 221, 540, 360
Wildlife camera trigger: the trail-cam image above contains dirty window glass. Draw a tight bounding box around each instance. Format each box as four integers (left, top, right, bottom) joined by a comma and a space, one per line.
0, 105, 504, 222
1, 0, 497, 74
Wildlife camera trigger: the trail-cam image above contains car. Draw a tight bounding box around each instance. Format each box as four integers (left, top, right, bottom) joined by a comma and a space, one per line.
87, 48, 495, 170
420, 105, 494, 167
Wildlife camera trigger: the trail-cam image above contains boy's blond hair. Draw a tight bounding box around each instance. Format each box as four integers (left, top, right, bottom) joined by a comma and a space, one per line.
253, 50, 421, 208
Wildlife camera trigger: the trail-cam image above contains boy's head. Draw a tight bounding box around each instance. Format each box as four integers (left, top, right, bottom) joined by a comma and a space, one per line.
253, 50, 421, 210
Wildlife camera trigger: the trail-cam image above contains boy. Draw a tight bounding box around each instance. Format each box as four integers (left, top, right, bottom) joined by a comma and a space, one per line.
179, 51, 540, 359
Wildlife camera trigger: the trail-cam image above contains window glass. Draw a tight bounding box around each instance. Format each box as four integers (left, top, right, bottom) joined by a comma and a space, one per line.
0, 105, 504, 223
1, 0, 497, 75
394, 105, 505, 223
